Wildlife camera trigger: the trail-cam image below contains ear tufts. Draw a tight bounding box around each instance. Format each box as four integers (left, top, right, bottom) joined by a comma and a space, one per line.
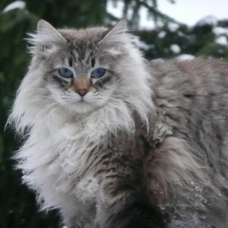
37, 19, 56, 35
99, 19, 129, 45
36, 19, 66, 44
109, 19, 127, 36
26, 19, 66, 55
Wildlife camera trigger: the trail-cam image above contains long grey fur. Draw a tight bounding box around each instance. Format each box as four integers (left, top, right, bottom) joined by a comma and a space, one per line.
8, 20, 228, 228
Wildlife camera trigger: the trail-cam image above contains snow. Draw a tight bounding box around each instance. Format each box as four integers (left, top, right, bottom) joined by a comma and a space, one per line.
215, 36, 228, 46
138, 7, 156, 30
170, 44, 181, 54
178, 31, 184, 36
167, 23, 179, 32
150, 58, 165, 65
107, 0, 228, 30
132, 36, 154, 50
213, 27, 228, 36
158, 0, 228, 27
107, 0, 156, 29
106, 0, 123, 20
3, 1, 25, 13
176, 54, 195, 61
195, 15, 218, 27
158, 31, 166, 38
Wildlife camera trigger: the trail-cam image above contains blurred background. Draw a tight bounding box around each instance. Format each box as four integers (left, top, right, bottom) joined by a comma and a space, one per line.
1, 0, 228, 227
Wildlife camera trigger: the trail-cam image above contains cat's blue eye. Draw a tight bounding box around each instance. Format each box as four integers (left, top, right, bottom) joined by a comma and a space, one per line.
58, 68, 73, 78
91, 68, 106, 78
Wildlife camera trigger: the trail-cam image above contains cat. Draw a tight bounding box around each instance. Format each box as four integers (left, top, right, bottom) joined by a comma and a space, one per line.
8, 19, 228, 228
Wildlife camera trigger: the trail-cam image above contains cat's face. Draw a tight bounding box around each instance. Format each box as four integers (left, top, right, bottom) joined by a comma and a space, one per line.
10, 20, 152, 133
16, 19, 152, 126
43, 40, 118, 114
30, 20, 131, 114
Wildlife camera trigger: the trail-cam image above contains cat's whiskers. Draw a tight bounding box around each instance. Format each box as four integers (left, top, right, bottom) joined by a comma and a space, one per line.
94, 96, 125, 110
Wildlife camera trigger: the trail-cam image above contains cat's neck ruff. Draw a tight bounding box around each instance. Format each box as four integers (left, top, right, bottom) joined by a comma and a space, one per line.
13, 95, 149, 210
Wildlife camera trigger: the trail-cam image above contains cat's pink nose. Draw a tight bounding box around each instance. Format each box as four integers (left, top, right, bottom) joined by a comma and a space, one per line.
77, 89, 88, 97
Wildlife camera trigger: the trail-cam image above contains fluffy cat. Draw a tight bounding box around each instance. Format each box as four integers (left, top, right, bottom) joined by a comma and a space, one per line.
8, 19, 228, 228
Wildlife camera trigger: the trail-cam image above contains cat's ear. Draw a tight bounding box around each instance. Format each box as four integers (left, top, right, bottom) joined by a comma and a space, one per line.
27, 19, 66, 55
37, 20, 66, 44
99, 19, 128, 45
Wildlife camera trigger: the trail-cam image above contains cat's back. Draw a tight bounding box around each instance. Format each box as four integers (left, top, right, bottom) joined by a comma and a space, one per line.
143, 58, 228, 227
150, 57, 228, 100
149, 58, 228, 138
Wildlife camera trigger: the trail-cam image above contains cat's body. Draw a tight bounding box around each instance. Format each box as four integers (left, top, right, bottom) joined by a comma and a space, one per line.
8, 20, 228, 228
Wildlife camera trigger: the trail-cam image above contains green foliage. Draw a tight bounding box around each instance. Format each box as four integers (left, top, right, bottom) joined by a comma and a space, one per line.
136, 20, 228, 60
1, 0, 228, 227
108, 0, 176, 28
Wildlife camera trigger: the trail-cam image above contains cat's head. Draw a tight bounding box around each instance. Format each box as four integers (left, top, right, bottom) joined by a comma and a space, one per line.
27, 20, 129, 114
25, 20, 152, 114
10, 20, 153, 132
